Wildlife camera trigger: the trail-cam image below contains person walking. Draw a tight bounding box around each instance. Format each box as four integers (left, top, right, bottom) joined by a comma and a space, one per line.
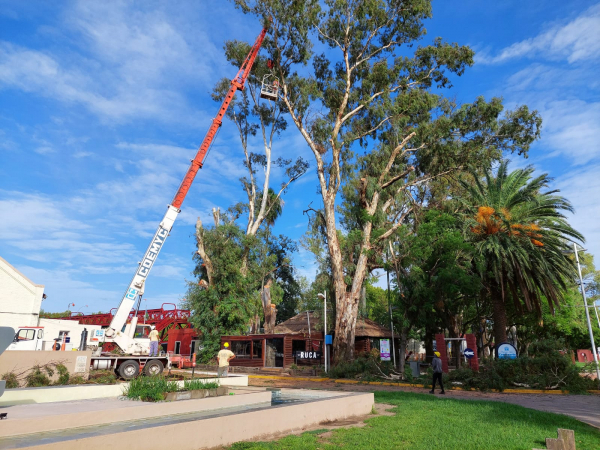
148, 325, 160, 357
430, 351, 445, 394
217, 342, 235, 377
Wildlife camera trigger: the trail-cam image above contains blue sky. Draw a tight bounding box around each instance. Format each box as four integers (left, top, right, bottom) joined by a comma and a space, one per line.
1, 1, 599, 314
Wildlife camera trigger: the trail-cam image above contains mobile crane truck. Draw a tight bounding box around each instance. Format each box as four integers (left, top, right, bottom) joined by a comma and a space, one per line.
8, 23, 270, 380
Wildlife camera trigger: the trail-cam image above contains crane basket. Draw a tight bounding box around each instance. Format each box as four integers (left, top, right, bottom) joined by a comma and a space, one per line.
260, 75, 279, 101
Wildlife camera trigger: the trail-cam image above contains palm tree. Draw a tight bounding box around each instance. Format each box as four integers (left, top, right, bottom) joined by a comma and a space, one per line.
459, 161, 584, 345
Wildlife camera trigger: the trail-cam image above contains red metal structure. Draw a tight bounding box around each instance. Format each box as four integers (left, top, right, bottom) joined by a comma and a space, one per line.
59, 302, 190, 350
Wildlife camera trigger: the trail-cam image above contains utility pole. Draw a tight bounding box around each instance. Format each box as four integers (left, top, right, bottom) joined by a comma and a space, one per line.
387, 260, 396, 368
318, 292, 327, 373
573, 243, 600, 385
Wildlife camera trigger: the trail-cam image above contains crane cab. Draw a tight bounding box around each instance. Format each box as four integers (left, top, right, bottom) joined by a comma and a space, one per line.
260, 75, 279, 101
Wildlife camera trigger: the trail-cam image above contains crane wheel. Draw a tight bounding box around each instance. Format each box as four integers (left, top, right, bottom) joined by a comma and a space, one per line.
144, 359, 164, 376
118, 360, 140, 379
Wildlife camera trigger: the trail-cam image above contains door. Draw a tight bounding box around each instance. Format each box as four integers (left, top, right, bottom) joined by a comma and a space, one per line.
265, 338, 284, 368
10, 329, 38, 350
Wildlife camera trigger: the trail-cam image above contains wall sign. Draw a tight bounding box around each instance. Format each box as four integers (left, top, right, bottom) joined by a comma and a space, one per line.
294, 351, 322, 359
380, 339, 391, 361
74, 356, 88, 373
496, 342, 518, 360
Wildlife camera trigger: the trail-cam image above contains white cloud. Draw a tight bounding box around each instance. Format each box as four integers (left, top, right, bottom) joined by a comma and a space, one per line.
554, 164, 600, 262
0, 0, 218, 124
34, 146, 54, 155
477, 4, 600, 64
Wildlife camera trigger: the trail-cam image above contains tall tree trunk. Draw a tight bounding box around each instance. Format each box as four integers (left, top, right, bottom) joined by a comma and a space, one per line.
491, 287, 508, 347
195, 218, 214, 286
261, 280, 275, 334
398, 328, 408, 376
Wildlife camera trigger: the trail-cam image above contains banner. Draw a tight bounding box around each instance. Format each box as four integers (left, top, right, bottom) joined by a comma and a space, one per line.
380, 339, 391, 361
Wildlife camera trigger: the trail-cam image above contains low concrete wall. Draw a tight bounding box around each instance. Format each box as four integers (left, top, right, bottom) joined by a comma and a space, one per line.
0, 374, 248, 406
27, 391, 375, 450
0, 350, 92, 386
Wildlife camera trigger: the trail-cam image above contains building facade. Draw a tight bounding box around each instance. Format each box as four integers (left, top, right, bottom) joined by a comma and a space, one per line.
0, 256, 45, 331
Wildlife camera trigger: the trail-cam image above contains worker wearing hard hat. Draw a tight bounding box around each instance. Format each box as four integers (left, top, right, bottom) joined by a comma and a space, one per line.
217, 342, 235, 378
148, 326, 160, 357
429, 351, 445, 394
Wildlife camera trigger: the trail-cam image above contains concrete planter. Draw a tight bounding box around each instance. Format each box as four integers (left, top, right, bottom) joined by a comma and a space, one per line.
163, 387, 229, 402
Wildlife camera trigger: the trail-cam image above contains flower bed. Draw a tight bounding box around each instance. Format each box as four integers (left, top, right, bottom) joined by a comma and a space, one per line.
124, 376, 228, 402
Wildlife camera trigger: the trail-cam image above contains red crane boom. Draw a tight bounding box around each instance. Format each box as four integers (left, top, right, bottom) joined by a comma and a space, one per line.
172, 25, 268, 209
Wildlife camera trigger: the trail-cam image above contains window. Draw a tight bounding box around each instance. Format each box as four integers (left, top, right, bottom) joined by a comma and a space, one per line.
292, 340, 306, 354
253, 340, 262, 359
231, 340, 251, 358
37, 329, 44, 339
16, 329, 35, 341
174, 341, 181, 355
134, 325, 150, 338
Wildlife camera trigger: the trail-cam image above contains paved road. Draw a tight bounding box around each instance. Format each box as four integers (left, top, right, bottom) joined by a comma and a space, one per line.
249, 376, 600, 429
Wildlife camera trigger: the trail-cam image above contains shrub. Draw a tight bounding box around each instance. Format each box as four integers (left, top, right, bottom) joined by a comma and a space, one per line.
25, 365, 52, 387
289, 364, 298, 370
87, 370, 117, 385
447, 341, 596, 393
125, 376, 179, 402
1, 371, 19, 389
55, 364, 70, 385
69, 375, 86, 385
328, 352, 383, 380
183, 379, 219, 391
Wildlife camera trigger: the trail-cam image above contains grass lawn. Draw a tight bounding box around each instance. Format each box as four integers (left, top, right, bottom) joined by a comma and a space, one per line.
229, 391, 600, 450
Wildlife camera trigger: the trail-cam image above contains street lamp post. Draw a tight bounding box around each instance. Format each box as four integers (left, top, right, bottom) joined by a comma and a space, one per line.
318, 292, 327, 373
387, 266, 397, 369
573, 243, 600, 384
593, 301, 600, 331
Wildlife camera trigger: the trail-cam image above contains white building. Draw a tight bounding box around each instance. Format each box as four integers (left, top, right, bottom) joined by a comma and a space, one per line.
0, 256, 45, 331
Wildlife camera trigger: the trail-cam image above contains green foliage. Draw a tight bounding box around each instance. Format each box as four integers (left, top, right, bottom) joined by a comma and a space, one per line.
1, 371, 19, 389
236, 0, 543, 360
328, 352, 394, 381
459, 160, 583, 344
185, 224, 262, 362
55, 363, 70, 385
25, 365, 52, 387
448, 340, 596, 393
182, 379, 219, 391
68, 375, 86, 385
125, 376, 223, 402
124, 376, 179, 402
87, 370, 117, 385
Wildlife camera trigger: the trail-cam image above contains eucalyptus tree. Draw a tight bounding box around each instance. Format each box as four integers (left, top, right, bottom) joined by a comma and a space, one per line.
236, 0, 541, 361
459, 161, 584, 345
194, 43, 308, 331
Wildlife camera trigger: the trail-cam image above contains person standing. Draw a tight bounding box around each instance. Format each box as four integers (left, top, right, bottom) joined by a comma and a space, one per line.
429, 351, 445, 394
148, 326, 160, 357
217, 342, 235, 377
